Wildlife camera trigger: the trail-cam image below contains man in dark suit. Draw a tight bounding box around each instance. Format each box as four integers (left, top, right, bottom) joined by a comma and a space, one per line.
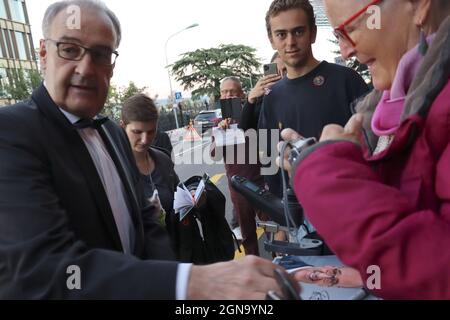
0, 0, 287, 299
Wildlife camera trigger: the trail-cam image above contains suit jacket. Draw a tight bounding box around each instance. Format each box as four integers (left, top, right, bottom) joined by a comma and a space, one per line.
0, 84, 178, 299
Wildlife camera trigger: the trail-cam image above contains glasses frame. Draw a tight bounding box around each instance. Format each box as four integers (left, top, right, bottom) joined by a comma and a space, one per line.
45, 39, 119, 66
333, 0, 382, 47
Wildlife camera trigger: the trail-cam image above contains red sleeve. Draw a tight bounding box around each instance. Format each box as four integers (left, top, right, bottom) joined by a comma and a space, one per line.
293, 141, 450, 299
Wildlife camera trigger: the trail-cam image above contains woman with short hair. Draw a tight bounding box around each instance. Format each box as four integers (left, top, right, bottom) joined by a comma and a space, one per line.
121, 94, 179, 226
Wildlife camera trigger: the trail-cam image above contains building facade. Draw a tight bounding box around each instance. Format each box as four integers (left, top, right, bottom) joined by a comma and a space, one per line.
0, 0, 38, 104
310, 0, 330, 28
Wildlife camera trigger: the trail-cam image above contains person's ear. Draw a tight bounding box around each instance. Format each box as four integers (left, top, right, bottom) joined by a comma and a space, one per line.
109, 64, 115, 78
413, 0, 432, 27
39, 39, 48, 74
310, 25, 318, 44
268, 29, 277, 50
270, 35, 277, 50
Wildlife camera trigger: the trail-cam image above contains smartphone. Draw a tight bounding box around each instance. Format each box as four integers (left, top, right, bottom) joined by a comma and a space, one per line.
263, 63, 279, 76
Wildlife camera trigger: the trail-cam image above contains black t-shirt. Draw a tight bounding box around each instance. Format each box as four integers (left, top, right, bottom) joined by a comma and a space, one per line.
258, 61, 369, 197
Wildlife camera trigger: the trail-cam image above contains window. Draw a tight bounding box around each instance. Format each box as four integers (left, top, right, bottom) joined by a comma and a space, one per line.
8, 0, 26, 23
0, 1, 7, 19
26, 33, 35, 60
0, 30, 5, 58
0, 67, 8, 97
14, 31, 27, 60
2, 29, 13, 58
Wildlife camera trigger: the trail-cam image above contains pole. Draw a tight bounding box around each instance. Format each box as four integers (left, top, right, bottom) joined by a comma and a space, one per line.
164, 23, 199, 130
165, 39, 179, 129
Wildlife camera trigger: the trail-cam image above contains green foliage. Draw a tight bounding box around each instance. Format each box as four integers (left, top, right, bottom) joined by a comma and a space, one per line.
170, 44, 261, 100
103, 81, 147, 122
0, 68, 42, 103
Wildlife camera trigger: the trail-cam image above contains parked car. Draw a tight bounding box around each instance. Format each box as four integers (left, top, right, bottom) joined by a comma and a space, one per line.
193, 109, 222, 134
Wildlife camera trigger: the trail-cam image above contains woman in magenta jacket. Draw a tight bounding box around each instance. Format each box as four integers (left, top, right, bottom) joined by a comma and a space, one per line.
279, 0, 450, 299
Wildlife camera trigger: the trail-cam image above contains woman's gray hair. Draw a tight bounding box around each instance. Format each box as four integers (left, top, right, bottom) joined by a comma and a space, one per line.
42, 0, 121, 48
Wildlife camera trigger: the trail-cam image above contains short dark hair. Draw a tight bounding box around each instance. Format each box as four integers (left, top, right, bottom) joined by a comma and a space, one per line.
121, 94, 159, 125
266, 0, 316, 37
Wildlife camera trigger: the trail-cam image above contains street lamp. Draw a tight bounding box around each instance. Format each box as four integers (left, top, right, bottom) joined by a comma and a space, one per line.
165, 23, 199, 129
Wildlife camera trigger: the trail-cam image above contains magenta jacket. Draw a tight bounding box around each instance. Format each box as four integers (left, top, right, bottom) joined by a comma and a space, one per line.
293, 17, 450, 299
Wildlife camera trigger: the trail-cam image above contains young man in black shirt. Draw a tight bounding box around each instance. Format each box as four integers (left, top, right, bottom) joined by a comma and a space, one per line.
259, 0, 369, 198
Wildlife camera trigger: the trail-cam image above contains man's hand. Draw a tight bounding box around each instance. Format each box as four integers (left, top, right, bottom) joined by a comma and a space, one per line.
248, 74, 282, 104
187, 256, 299, 300
218, 118, 232, 130
319, 114, 363, 145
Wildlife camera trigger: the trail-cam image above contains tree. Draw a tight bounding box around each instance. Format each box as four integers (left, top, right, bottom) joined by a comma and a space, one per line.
170, 44, 261, 100
0, 68, 42, 103
330, 38, 372, 86
103, 81, 147, 121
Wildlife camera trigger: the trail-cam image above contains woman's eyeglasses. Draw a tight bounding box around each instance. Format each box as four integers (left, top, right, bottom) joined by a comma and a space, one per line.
333, 0, 383, 47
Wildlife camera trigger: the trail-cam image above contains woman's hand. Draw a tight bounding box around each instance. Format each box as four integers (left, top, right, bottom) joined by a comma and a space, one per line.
275, 128, 303, 177
319, 114, 364, 145
275, 114, 364, 176
148, 189, 166, 226
248, 74, 282, 104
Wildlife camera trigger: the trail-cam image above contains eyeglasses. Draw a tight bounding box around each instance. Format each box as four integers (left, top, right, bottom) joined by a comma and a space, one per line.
46, 39, 119, 66
333, 0, 382, 47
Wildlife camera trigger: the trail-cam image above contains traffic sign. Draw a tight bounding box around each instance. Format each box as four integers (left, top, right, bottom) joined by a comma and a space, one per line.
175, 92, 182, 100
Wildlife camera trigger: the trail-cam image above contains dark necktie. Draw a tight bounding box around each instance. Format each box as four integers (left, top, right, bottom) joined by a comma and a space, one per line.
74, 116, 109, 129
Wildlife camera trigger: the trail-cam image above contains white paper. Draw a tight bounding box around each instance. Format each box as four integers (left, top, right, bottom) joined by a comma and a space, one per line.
193, 180, 205, 203
173, 182, 206, 221
173, 185, 195, 221
212, 124, 245, 147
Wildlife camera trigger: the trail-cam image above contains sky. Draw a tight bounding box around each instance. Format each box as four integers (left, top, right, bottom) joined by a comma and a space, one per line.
26, 0, 337, 99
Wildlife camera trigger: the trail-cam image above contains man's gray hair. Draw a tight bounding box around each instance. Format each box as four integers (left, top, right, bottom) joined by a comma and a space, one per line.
220, 76, 242, 88
42, 0, 121, 48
